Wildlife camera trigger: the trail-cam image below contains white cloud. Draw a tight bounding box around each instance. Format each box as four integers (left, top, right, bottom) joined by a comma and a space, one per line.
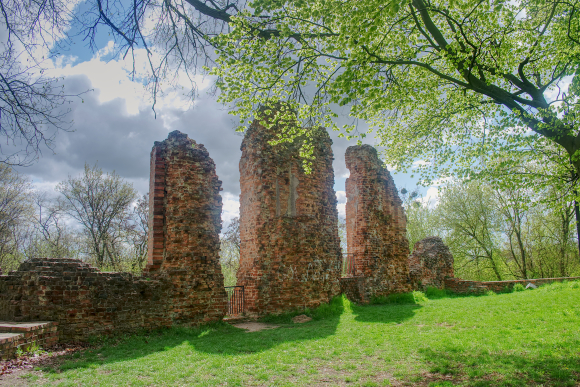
417, 186, 440, 208
336, 190, 346, 217
412, 160, 430, 168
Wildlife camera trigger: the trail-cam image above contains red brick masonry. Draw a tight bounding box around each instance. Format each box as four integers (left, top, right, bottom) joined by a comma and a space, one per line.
144, 130, 227, 324
0, 131, 227, 341
444, 277, 580, 294
237, 117, 342, 316
0, 321, 58, 360
409, 237, 454, 290
344, 145, 412, 302
0, 258, 173, 341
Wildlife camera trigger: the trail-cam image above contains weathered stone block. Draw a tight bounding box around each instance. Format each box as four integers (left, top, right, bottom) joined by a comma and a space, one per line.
408, 236, 454, 290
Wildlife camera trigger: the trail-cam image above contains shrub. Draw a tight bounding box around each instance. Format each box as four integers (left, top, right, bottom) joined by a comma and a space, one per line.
311, 295, 345, 319
413, 291, 428, 303
513, 283, 525, 292
371, 292, 420, 305
425, 287, 449, 299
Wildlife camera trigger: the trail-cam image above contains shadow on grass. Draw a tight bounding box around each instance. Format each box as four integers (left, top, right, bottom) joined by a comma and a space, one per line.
43, 299, 345, 374
419, 344, 580, 387
350, 302, 422, 324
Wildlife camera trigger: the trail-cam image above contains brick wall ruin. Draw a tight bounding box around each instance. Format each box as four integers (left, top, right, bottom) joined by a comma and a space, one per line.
236, 117, 342, 315
0, 131, 227, 341
408, 237, 454, 290
145, 130, 227, 323
0, 258, 172, 341
344, 145, 411, 302
444, 277, 580, 294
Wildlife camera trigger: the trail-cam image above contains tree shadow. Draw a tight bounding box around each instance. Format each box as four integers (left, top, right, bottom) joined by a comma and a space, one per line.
350, 302, 422, 324
418, 344, 580, 386
43, 309, 342, 373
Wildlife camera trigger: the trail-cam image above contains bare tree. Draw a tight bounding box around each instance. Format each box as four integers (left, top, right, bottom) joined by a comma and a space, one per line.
56, 163, 137, 269
123, 193, 149, 271
26, 191, 81, 260
0, 0, 86, 166
0, 164, 32, 270
220, 216, 240, 286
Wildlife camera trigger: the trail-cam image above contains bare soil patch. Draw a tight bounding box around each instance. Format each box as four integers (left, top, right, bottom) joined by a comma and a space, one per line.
232, 322, 280, 332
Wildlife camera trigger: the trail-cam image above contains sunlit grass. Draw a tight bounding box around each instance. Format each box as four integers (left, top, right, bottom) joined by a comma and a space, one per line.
32, 281, 580, 386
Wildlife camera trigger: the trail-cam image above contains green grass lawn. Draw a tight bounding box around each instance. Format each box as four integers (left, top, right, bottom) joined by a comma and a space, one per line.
27, 282, 580, 386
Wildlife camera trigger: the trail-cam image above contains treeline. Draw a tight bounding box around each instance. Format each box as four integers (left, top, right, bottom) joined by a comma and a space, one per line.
404, 182, 580, 281
0, 164, 148, 273
5, 161, 576, 282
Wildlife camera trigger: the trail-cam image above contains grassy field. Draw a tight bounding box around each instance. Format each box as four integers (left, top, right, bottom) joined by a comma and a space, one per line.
22, 282, 580, 386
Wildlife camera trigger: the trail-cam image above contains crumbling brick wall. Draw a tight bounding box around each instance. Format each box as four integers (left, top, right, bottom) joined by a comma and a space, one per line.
145, 130, 227, 323
444, 277, 580, 294
0, 258, 172, 341
0, 131, 227, 341
408, 236, 454, 290
345, 145, 411, 302
237, 117, 342, 316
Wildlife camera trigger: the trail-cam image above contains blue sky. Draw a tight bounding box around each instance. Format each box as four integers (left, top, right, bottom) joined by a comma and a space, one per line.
12, 4, 438, 225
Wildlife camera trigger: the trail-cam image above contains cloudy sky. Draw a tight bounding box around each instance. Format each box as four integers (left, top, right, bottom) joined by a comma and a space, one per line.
10, 9, 437, 226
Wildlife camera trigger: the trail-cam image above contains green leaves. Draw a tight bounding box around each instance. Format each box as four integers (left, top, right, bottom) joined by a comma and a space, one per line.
212, 0, 580, 190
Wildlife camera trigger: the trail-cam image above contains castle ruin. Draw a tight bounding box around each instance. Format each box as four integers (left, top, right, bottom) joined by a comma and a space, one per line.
236, 116, 342, 315
342, 145, 412, 302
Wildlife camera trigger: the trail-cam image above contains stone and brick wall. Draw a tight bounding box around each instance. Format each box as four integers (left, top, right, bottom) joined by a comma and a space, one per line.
0, 258, 172, 341
0, 322, 58, 359
144, 130, 227, 324
444, 276, 580, 294
408, 237, 454, 290
236, 115, 342, 316
0, 131, 227, 341
345, 145, 411, 302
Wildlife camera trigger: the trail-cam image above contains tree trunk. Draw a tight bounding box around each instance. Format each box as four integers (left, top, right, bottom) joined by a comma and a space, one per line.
575, 191, 580, 262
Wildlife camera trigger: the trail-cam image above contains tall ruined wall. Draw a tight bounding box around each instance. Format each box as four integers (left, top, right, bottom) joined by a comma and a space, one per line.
145, 130, 227, 323
0, 258, 172, 341
345, 145, 411, 302
0, 131, 228, 340
409, 237, 454, 290
237, 118, 342, 316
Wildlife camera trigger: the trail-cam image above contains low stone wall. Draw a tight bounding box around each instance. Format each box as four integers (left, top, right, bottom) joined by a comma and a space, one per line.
0, 258, 176, 341
444, 277, 580, 294
0, 322, 59, 360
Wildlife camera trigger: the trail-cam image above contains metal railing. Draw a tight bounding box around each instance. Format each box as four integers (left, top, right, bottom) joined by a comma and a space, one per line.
342, 253, 356, 277
224, 286, 245, 316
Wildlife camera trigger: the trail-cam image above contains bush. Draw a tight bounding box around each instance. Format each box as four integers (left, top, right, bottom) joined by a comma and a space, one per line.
413, 291, 428, 303
371, 291, 428, 305
311, 295, 346, 319
513, 283, 525, 292
425, 287, 449, 299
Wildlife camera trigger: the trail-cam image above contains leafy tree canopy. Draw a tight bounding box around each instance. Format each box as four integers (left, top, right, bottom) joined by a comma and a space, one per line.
209, 0, 579, 191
